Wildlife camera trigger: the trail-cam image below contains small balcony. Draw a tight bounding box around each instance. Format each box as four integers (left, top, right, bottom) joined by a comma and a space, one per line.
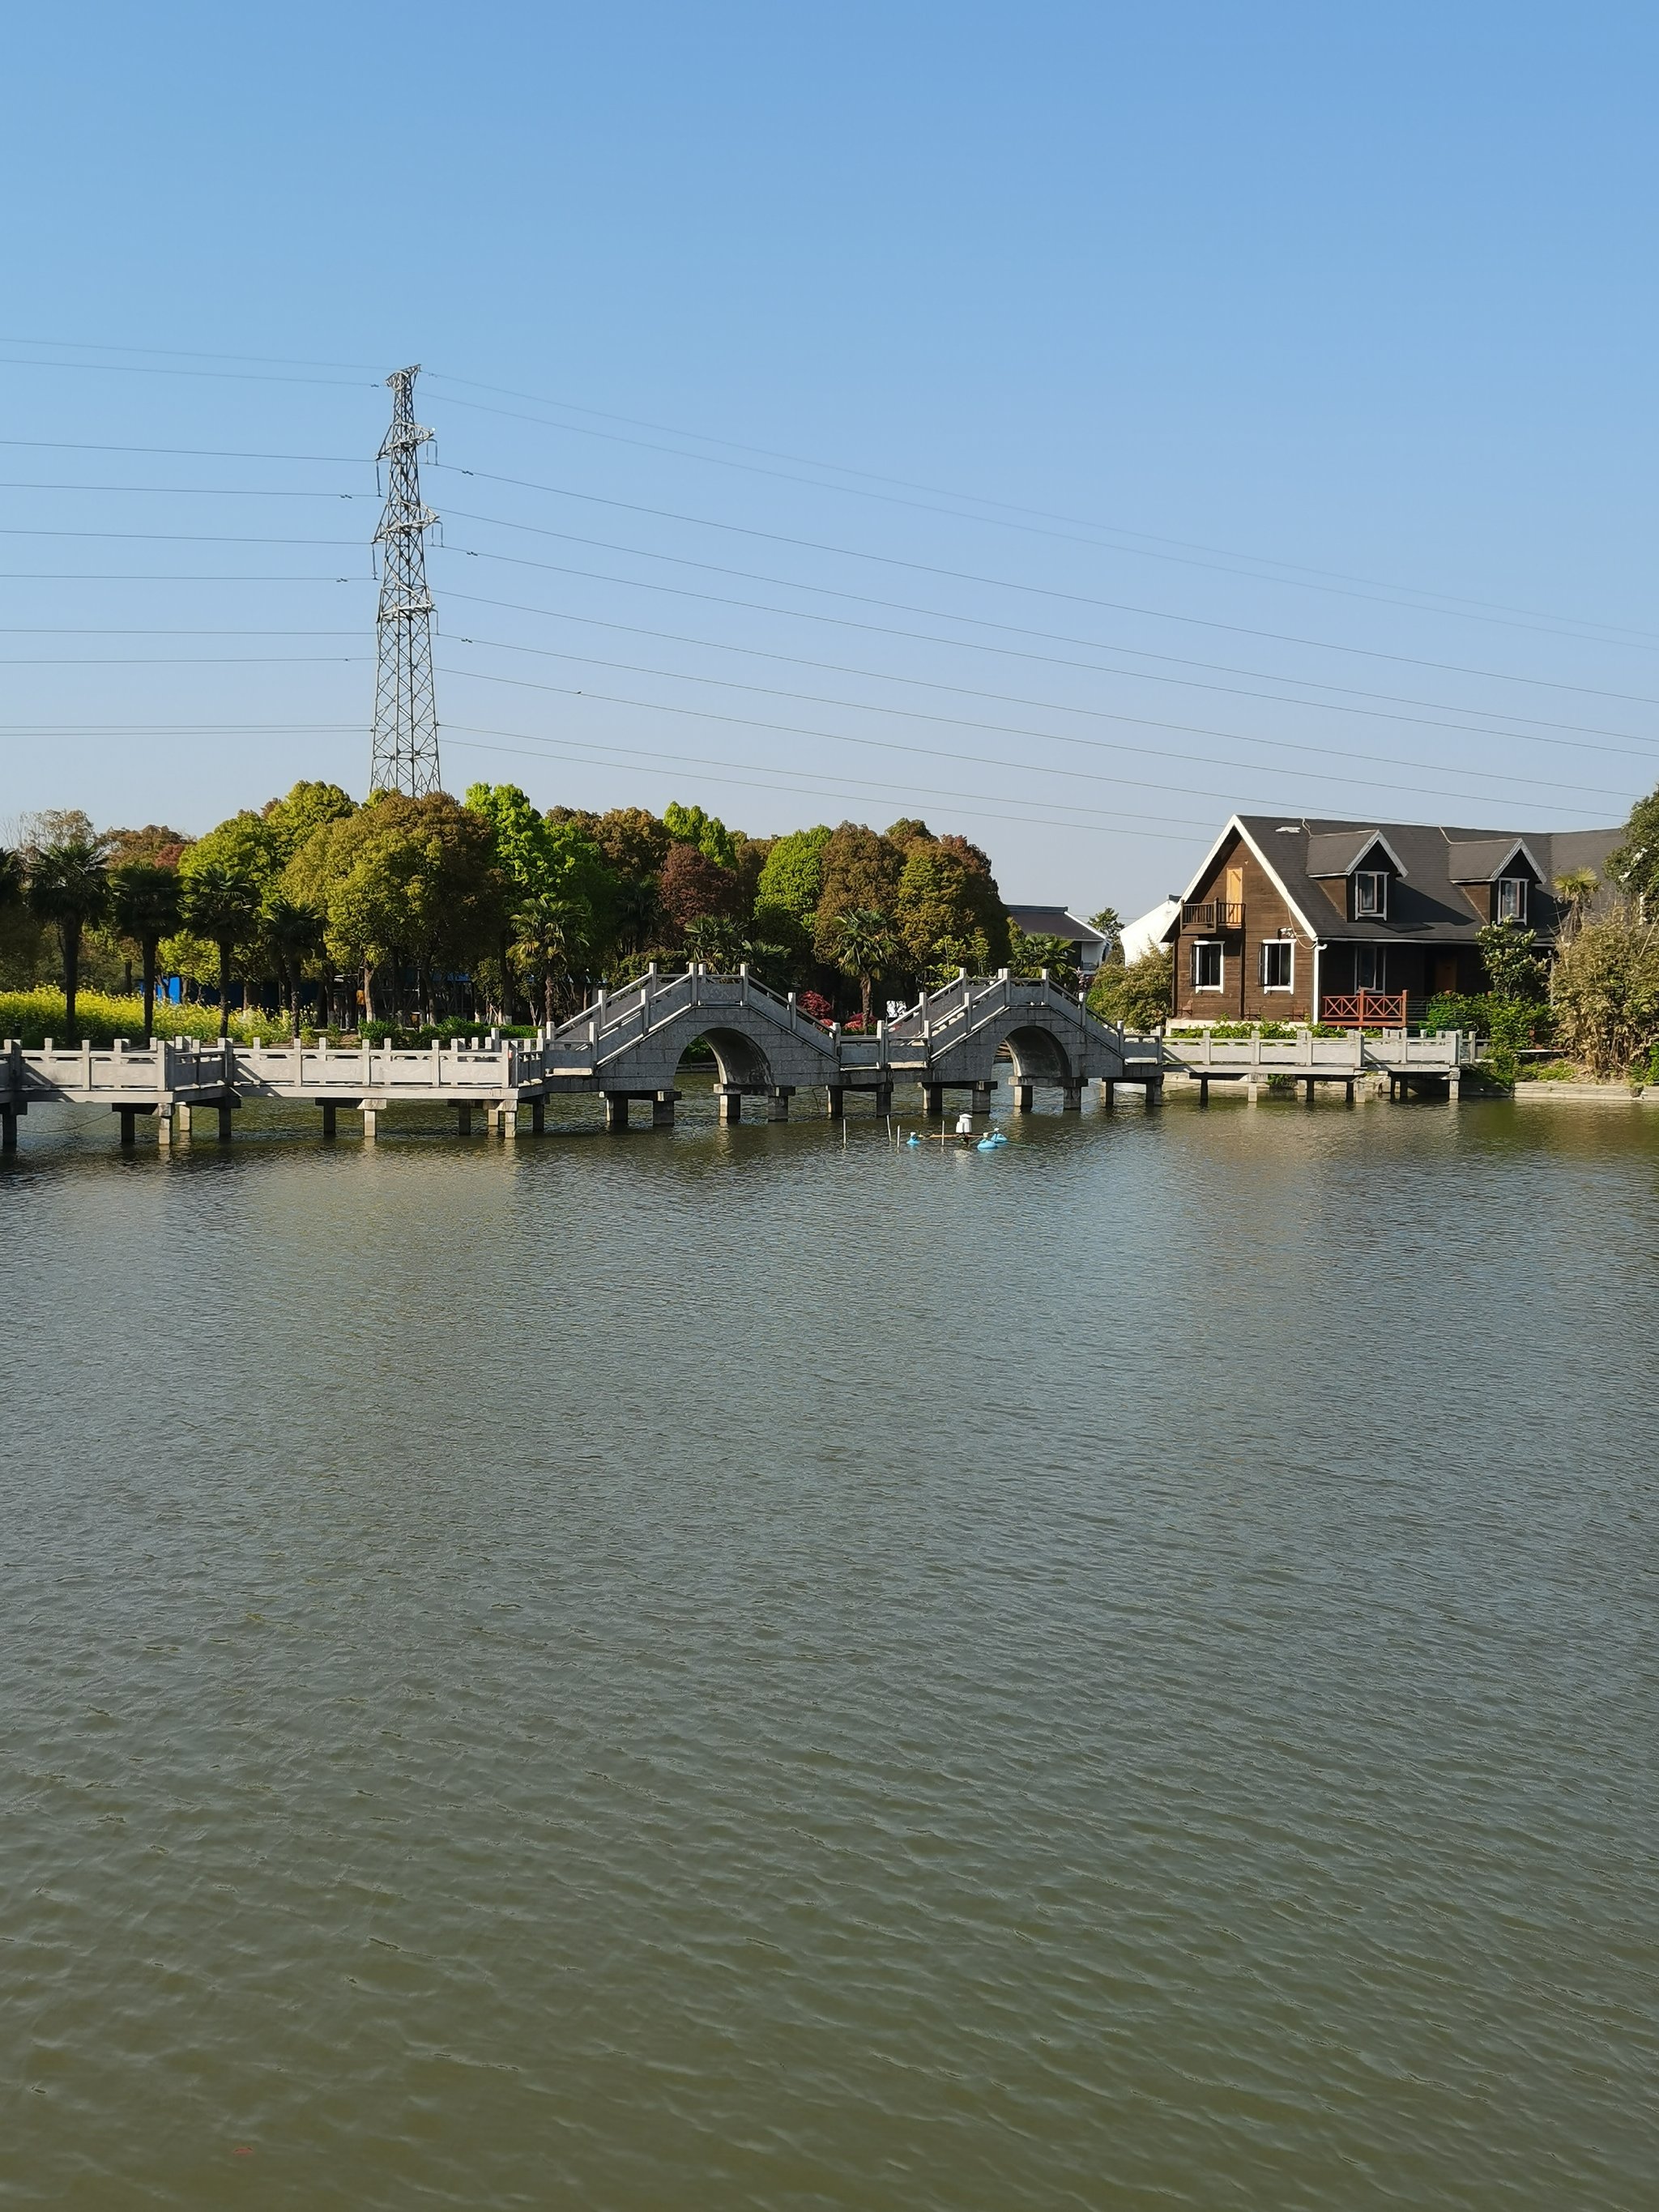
1182, 899, 1244, 931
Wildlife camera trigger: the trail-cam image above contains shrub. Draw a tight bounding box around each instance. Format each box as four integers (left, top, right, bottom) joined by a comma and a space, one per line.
0, 987, 269, 1050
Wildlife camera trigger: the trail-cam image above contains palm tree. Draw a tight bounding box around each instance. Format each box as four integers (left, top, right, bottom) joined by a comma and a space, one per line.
832, 907, 899, 1031
1552, 868, 1599, 949
27, 839, 109, 1042
109, 862, 182, 1044
262, 897, 326, 1035
509, 891, 579, 1028
180, 864, 262, 1038
0, 846, 22, 914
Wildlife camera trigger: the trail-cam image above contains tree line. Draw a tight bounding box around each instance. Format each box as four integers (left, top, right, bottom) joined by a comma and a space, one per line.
0, 785, 1120, 1044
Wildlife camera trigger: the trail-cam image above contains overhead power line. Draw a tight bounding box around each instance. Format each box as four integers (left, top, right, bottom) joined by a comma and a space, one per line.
440, 588, 1659, 773
424, 378, 1653, 647
441, 488, 1659, 696
437, 639, 1626, 817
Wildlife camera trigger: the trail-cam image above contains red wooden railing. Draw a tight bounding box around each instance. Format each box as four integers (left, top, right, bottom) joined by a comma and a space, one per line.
1321, 991, 1408, 1029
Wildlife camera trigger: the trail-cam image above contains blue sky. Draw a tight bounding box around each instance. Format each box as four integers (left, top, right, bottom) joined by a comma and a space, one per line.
2, 2, 1654, 914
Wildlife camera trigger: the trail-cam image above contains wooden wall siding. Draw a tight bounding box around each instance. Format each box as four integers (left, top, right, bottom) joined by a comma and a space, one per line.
1172, 833, 1314, 1021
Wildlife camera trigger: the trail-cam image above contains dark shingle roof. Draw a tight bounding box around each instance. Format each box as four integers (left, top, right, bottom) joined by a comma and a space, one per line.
1235, 816, 1623, 944
1007, 905, 1106, 944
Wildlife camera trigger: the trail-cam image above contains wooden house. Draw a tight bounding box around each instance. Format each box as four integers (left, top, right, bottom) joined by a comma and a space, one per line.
1162, 815, 1622, 1026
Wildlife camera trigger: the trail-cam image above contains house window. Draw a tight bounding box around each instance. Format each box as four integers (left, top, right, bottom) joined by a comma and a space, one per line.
1354, 872, 1388, 918
1260, 940, 1294, 991
1496, 876, 1528, 923
1192, 941, 1223, 991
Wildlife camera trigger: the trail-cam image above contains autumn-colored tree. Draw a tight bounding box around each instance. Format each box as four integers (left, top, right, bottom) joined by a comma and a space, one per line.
659, 842, 745, 933
812, 823, 903, 964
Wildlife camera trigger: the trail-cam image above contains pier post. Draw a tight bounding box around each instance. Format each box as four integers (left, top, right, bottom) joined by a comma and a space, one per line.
1061, 1080, 1083, 1111
501, 1102, 518, 1141
923, 1083, 944, 1118
874, 1082, 893, 1115
457, 1102, 473, 1137
1345, 1080, 1355, 1106
1303, 1078, 1316, 1106
361, 1106, 378, 1141
1012, 1082, 1034, 1113
604, 1093, 629, 1132
531, 1098, 546, 1135
1246, 1078, 1260, 1106
177, 1102, 193, 1139
766, 1089, 791, 1121
1197, 1077, 1210, 1107
825, 1087, 844, 1119
1448, 1071, 1461, 1102
320, 1102, 337, 1140
974, 1082, 996, 1115
118, 1106, 137, 1147
156, 1104, 174, 1147
651, 1091, 676, 1128
718, 1089, 742, 1123
1145, 1079, 1162, 1110
1098, 1079, 1115, 1106
2, 1105, 16, 1154
216, 1101, 234, 1144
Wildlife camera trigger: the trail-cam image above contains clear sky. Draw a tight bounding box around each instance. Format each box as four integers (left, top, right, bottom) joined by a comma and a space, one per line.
2, 2, 1654, 917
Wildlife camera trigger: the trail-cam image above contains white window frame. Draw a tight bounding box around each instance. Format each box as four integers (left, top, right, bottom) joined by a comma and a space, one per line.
1260, 939, 1294, 991
1495, 876, 1528, 923
1192, 940, 1224, 992
1353, 871, 1388, 919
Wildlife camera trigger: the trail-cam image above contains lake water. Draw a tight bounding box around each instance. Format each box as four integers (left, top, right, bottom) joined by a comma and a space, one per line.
3, 1083, 1657, 2210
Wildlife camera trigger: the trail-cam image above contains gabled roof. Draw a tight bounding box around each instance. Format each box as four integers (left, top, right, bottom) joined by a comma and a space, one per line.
1445, 836, 1544, 883
1218, 816, 1624, 943
1305, 829, 1408, 879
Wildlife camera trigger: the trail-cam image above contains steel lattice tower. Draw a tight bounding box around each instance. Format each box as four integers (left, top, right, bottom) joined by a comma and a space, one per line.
369, 365, 441, 795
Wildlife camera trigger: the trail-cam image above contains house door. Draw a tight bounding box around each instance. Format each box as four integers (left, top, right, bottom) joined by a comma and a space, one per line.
1223, 865, 1243, 919
1355, 947, 1386, 991
1433, 956, 1458, 995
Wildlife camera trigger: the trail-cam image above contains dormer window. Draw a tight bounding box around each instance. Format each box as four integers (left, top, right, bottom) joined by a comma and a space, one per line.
1495, 876, 1528, 923
1354, 872, 1388, 919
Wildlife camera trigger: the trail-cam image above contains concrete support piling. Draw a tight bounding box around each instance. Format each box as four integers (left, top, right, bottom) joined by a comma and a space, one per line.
531, 1098, 546, 1135
825, 1087, 844, 1119
766, 1089, 791, 1121
650, 1091, 676, 1128
361, 1106, 378, 1141
501, 1103, 518, 1141
1061, 1081, 1082, 1112
118, 1106, 137, 1147
156, 1105, 174, 1146
1098, 1079, 1115, 1106
718, 1089, 742, 1124
604, 1093, 629, 1132
2, 1105, 18, 1154
457, 1102, 473, 1136
1345, 1080, 1356, 1106
320, 1102, 337, 1140
874, 1083, 893, 1116
923, 1084, 944, 1118
1013, 1082, 1034, 1113
216, 1101, 234, 1144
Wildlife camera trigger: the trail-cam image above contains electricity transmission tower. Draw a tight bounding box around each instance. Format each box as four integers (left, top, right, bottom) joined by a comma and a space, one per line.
369, 365, 441, 795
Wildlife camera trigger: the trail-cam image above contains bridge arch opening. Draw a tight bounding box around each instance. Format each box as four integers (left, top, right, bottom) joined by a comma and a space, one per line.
1001, 1023, 1075, 1087
676, 1025, 775, 1092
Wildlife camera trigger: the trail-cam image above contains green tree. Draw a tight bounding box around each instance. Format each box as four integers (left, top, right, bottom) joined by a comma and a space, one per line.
831, 908, 900, 1030
1007, 925, 1081, 991
510, 890, 582, 1027
1089, 948, 1174, 1032
663, 800, 736, 868
27, 838, 110, 1042
1551, 869, 1599, 947
1478, 920, 1546, 1004
0, 846, 22, 914
893, 840, 995, 980
262, 896, 326, 1034
1608, 784, 1659, 910
109, 861, 182, 1042
755, 825, 832, 933
1088, 907, 1124, 962
181, 862, 263, 1037
262, 781, 356, 864
1550, 906, 1659, 1080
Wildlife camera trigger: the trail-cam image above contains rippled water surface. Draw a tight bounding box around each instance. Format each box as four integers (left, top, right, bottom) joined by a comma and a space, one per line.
3, 1085, 1657, 2209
